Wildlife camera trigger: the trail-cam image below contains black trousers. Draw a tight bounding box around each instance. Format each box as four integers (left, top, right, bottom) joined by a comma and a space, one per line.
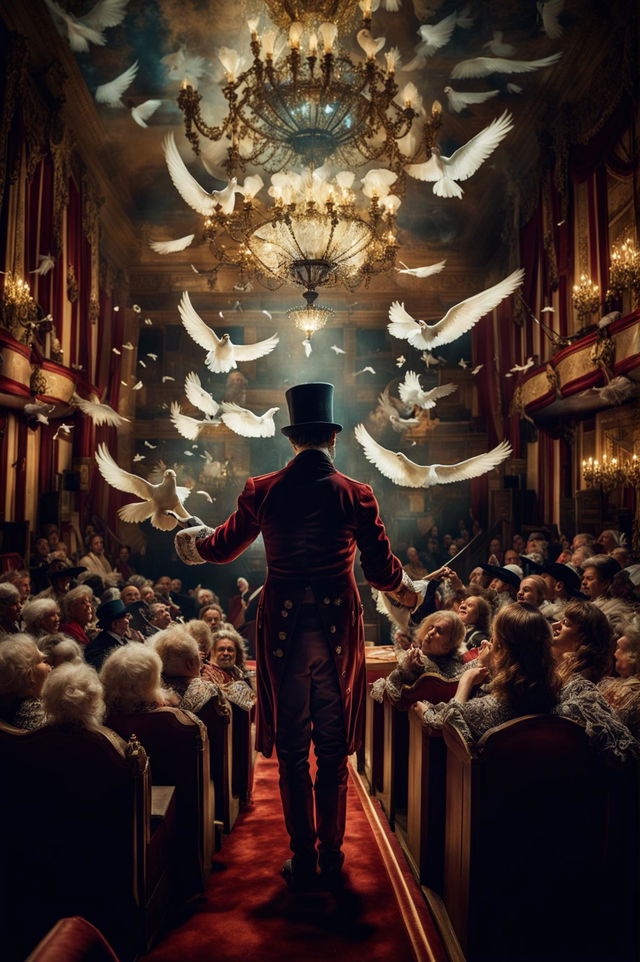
274, 606, 349, 869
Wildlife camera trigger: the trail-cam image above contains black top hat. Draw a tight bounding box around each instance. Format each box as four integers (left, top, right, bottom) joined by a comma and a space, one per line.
479, 562, 523, 590
46, 560, 87, 582
281, 382, 342, 437
542, 562, 586, 597
96, 597, 138, 629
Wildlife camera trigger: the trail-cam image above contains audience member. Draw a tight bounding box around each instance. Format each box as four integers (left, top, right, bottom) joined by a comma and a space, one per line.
43, 662, 105, 729
480, 563, 522, 609
403, 547, 428, 581
0, 583, 23, 634
552, 599, 614, 685
85, 598, 141, 671
152, 625, 227, 715
200, 603, 224, 629
599, 617, 640, 738
21, 598, 61, 638
0, 634, 50, 730
35, 560, 86, 603
203, 627, 256, 710
39, 633, 84, 667
79, 534, 113, 578
120, 584, 141, 605
60, 586, 95, 647
147, 602, 173, 631
516, 575, 547, 609
101, 643, 174, 713
227, 577, 250, 628
580, 555, 634, 635
114, 545, 136, 582
571, 544, 595, 570
458, 595, 492, 649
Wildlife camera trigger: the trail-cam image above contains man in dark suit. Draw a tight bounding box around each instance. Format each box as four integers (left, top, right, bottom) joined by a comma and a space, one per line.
175, 383, 416, 888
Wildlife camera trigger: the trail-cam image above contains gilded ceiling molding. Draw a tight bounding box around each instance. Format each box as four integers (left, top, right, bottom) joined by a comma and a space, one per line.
0, 32, 27, 206
569, 20, 633, 147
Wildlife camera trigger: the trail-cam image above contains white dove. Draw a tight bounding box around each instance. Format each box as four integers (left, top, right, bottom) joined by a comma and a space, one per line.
509, 356, 535, 373
483, 31, 515, 57
184, 372, 220, 417
421, 351, 442, 367
302, 338, 312, 358
162, 47, 207, 83
31, 253, 55, 276
450, 52, 562, 80
377, 388, 420, 433
416, 11, 458, 57
443, 86, 499, 114
143, 441, 157, 449
395, 355, 406, 367
357, 29, 386, 59
388, 268, 524, 350
220, 402, 279, 438
53, 423, 74, 441
355, 366, 376, 375
149, 233, 195, 255
458, 358, 469, 369
163, 133, 242, 216
178, 291, 279, 373
71, 392, 129, 427
24, 402, 55, 425
593, 376, 636, 406
170, 402, 219, 441
597, 310, 620, 329
471, 364, 484, 375
538, 0, 564, 39
131, 99, 162, 127
398, 372, 458, 409
405, 111, 514, 198
330, 345, 346, 355
395, 259, 446, 277
44, 0, 128, 52
95, 61, 138, 106
132, 453, 146, 463
355, 424, 512, 488
95, 444, 191, 531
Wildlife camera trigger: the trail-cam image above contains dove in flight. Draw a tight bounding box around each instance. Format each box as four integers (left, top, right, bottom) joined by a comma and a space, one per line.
71, 392, 129, 427
95, 444, 191, 531
388, 269, 524, 350
184, 372, 220, 417
53, 423, 74, 441
415, 11, 458, 57
178, 291, 279, 372
132, 453, 146, 462
508, 356, 534, 374
421, 352, 442, 367
395, 259, 446, 277
220, 402, 279, 438
302, 338, 312, 358
162, 376, 175, 383
458, 358, 469, 369
131, 99, 162, 127
122, 342, 134, 350
44, 0, 128, 52
355, 424, 512, 488
163, 133, 242, 217
112, 347, 121, 355
405, 111, 514, 198
395, 355, 406, 368
162, 46, 207, 83
132, 381, 143, 391
471, 364, 483, 375
170, 402, 219, 440
597, 310, 620, 329
540, 305, 555, 313
593, 376, 636, 406
95, 61, 138, 106
357, 29, 386, 59
443, 86, 499, 114
377, 388, 421, 433
330, 345, 346, 355
398, 372, 458, 409
450, 52, 562, 80
483, 31, 515, 57
538, 0, 564, 39
355, 366, 376, 376
31, 253, 55, 276
149, 233, 195, 255
24, 402, 55, 425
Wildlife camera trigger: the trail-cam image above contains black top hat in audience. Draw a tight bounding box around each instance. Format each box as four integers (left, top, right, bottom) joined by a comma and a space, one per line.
542, 562, 586, 598
281, 382, 342, 437
96, 597, 142, 629
46, 560, 87, 582
479, 562, 523, 590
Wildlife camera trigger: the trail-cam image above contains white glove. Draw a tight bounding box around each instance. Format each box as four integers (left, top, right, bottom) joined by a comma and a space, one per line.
174, 525, 214, 566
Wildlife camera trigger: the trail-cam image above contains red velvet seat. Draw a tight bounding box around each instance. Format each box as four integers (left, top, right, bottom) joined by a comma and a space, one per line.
0, 720, 172, 962
106, 706, 214, 897
24, 916, 120, 962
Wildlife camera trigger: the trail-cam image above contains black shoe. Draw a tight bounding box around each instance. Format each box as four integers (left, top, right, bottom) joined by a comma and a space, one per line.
281, 858, 318, 892
318, 853, 345, 889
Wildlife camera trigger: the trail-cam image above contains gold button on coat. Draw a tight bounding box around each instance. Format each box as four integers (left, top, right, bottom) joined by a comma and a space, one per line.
278, 631, 287, 641
284, 600, 293, 609
329, 625, 336, 634
335, 646, 342, 654
273, 648, 284, 658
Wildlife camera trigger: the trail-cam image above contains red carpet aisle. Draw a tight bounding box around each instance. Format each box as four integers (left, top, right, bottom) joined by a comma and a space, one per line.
142, 755, 446, 962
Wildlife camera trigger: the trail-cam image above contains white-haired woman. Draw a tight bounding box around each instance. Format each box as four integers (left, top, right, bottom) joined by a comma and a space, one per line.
0, 582, 23, 634
372, 610, 467, 703
38, 633, 84, 667
151, 625, 226, 715
100, 644, 175, 714
599, 616, 640, 739
21, 598, 61, 639
0, 634, 50, 730
59, 585, 95, 647
42, 662, 105, 730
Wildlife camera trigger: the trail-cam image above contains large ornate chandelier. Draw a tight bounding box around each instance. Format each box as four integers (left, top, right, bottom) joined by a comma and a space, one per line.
177, 6, 441, 179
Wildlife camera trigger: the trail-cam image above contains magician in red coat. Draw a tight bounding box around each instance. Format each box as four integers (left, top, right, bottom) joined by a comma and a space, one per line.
175, 382, 417, 889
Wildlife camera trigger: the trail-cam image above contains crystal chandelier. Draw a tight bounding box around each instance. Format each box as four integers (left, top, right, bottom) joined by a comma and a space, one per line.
177, 9, 441, 179
582, 453, 640, 492
286, 290, 335, 338
607, 236, 640, 304
200, 166, 399, 297
571, 274, 600, 320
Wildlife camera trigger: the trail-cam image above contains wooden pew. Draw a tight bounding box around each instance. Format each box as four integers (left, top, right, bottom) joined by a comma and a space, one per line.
106, 706, 214, 898
362, 646, 396, 794
196, 696, 239, 833
231, 703, 255, 809
441, 714, 635, 962
0, 720, 172, 962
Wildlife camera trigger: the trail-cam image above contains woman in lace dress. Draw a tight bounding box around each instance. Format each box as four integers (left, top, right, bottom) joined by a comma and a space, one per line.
151, 624, 228, 715
598, 616, 640, 738
100, 643, 177, 715
415, 602, 638, 763
372, 610, 466, 704
0, 634, 50, 730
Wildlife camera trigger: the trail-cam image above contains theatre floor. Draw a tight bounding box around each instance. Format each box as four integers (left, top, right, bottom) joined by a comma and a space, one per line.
141, 753, 447, 962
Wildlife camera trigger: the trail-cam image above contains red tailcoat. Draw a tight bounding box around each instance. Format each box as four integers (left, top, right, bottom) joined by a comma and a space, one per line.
196, 448, 403, 756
